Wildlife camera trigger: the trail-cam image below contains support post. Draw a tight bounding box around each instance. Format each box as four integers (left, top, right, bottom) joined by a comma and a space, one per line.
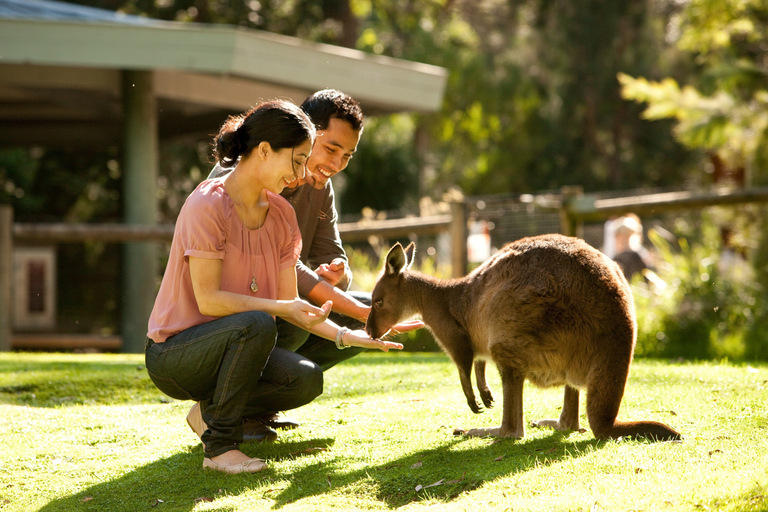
559, 186, 585, 238
121, 70, 159, 353
0, 205, 12, 351
449, 196, 468, 278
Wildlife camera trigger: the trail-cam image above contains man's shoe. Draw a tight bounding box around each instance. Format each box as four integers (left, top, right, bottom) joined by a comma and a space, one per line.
186, 402, 206, 439
242, 420, 278, 443
188, 402, 278, 442
259, 412, 300, 430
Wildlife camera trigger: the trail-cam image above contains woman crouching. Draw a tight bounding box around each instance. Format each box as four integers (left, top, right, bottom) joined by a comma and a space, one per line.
145, 100, 402, 474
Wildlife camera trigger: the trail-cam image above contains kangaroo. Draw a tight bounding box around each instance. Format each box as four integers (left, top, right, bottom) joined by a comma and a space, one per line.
366, 234, 681, 441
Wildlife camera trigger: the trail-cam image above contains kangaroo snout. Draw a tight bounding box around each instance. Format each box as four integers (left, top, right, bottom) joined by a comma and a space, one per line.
364, 319, 383, 339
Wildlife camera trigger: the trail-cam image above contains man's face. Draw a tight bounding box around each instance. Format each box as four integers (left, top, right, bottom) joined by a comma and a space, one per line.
304, 117, 361, 190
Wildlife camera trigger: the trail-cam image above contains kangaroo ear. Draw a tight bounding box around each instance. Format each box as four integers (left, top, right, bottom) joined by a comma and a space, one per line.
403, 242, 416, 270
385, 243, 407, 276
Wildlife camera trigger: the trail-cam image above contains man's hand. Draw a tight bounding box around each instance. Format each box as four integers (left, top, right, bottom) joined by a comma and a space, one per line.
365, 319, 425, 337
314, 258, 348, 287
389, 319, 426, 335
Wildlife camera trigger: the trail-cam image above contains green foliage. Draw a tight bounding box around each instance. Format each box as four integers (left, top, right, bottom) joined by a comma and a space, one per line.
620, 73, 768, 173
633, 209, 768, 361
619, 0, 768, 182
68, 0, 357, 46
340, 115, 419, 214
0, 147, 121, 221
349, 0, 696, 201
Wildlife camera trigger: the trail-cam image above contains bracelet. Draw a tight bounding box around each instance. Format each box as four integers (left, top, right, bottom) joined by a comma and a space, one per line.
335, 327, 350, 350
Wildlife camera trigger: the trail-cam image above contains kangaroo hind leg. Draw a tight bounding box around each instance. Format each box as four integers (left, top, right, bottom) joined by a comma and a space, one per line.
465, 363, 525, 438
586, 354, 681, 441
532, 384, 581, 432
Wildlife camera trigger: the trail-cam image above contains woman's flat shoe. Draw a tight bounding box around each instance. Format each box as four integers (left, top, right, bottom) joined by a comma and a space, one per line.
202, 456, 267, 474
186, 402, 206, 439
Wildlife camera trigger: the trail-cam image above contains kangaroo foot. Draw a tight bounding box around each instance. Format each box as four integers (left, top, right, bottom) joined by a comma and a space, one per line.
531, 418, 580, 432
462, 426, 522, 439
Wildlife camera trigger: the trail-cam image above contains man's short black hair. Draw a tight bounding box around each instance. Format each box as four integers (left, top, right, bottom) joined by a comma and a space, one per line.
300, 89, 364, 132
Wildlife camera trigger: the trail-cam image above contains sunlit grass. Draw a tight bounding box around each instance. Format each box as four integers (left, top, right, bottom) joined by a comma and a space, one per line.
0, 352, 767, 511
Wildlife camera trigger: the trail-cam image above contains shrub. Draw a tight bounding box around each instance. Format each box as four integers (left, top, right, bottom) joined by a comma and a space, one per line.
634, 209, 768, 361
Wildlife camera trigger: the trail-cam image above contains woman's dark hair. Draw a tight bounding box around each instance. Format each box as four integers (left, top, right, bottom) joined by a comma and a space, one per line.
214, 100, 316, 167
300, 89, 364, 132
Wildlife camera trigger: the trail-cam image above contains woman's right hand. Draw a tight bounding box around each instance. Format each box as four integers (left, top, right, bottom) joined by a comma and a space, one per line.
278, 299, 332, 330
341, 329, 404, 352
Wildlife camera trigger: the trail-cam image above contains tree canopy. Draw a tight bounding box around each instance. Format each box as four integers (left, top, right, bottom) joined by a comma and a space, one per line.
6, 0, 760, 216
620, 0, 768, 187
4, 0, 767, 340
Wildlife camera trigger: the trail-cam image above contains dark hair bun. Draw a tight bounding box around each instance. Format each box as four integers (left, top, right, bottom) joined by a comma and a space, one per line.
214, 115, 246, 167
212, 100, 316, 167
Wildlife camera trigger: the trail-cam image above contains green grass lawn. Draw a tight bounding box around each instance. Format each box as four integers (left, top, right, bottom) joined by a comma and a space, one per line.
0, 352, 766, 512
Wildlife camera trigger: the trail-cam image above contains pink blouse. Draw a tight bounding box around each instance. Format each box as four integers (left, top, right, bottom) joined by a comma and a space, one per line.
147, 179, 302, 343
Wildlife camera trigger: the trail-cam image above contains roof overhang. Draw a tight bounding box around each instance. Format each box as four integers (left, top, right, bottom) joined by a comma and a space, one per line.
0, 13, 447, 147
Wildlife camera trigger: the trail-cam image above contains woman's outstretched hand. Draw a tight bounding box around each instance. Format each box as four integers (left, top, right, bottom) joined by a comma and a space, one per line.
342, 329, 404, 352
280, 299, 332, 330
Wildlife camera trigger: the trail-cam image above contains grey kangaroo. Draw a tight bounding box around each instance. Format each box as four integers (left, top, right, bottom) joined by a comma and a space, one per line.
366, 234, 681, 441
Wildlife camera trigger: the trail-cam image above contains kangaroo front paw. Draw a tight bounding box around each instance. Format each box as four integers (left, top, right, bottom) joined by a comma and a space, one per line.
479, 388, 494, 409
467, 400, 484, 414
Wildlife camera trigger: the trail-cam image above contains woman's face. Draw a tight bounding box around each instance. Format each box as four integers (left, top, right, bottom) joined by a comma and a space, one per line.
261, 138, 313, 194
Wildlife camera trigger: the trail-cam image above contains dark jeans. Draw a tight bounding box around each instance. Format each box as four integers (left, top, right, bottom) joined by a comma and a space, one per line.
145, 311, 322, 458
282, 291, 371, 371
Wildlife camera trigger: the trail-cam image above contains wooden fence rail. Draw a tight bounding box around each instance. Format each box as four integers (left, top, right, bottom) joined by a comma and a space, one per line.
12, 223, 175, 243
0, 202, 467, 351
4, 186, 768, 351
557, 186, 768, 236
11, 215, 453, 244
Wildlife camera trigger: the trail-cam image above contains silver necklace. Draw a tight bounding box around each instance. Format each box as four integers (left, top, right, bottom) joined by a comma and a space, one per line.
245, 228, 261, 293
235, 171, 262, 294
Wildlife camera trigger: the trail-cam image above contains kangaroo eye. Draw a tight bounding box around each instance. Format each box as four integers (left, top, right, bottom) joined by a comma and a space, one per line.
374, 299, 383, 308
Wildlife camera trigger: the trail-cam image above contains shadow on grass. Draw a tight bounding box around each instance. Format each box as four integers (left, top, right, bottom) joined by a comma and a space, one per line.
34, 431, 602, 511
34, 438, 337, 512
268, 432, 601, 509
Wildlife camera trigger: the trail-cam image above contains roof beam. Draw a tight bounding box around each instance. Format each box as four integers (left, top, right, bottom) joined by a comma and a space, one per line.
154, 70, 311, 112
0, 18, 447, 113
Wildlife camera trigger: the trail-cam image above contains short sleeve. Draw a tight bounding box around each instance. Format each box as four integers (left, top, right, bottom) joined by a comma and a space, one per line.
177, 182, 231, 260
